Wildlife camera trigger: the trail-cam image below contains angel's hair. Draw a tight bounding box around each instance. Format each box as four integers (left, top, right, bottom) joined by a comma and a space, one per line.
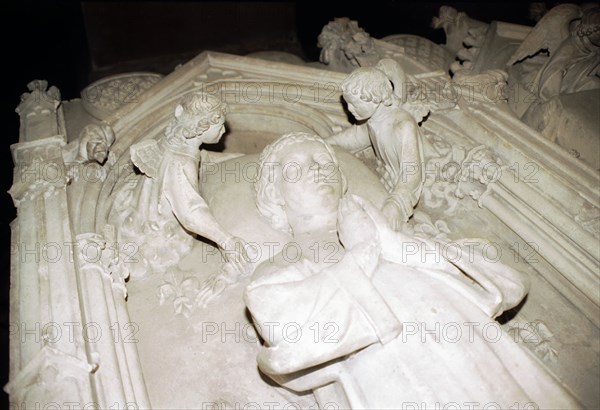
341, 59, 408, 106
166, 92, 228, 142
341, 66, 394, 106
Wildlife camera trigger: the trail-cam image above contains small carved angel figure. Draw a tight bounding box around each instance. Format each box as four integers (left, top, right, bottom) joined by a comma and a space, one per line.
111, 92, 251, 279
326, 59, 425, 230
78, 123, 115, 164
63, 122, 115, 165
431, 5, 488, 56
317, 18, 379, 71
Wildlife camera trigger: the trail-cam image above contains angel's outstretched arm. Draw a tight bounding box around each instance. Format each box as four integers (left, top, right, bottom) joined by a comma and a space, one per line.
325, 123, 370, 153
163, 160, 234, 247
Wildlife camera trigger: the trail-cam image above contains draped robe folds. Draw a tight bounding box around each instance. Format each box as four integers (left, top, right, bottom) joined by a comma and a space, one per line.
109, 139, 228, 277
244, 212, 580, 409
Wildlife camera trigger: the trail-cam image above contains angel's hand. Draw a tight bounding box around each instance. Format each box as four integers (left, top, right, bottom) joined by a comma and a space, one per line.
195, 263, 239, 307
382, 201, 408, 232
220, 236, 256, 276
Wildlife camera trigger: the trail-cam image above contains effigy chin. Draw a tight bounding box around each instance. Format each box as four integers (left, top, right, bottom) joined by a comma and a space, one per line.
6, 5, 599, 410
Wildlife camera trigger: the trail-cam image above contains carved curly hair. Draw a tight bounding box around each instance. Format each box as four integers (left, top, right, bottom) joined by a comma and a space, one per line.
165, 92, 228, 143
341, 66, 394, 106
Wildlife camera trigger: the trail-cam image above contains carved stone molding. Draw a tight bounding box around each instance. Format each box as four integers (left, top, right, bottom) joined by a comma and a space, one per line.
81, 72, 163, 120
458, 100, 600, 326
5, 346, 94, 408
71, 231, 150, 409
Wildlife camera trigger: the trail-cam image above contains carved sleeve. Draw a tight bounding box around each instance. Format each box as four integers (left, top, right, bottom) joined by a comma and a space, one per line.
325, 123, 370, 153
380, 234, 529, 319
162, 158, 233, 247
382, 118, 425, 222
245, 252, 401, 376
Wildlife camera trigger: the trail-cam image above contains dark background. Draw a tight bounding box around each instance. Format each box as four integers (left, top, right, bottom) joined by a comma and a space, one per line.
0, 1, 554, 407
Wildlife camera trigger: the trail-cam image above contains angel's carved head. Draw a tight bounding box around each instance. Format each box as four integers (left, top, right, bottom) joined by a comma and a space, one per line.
342, 67, 393, 106
341, 67, 394, 121
165, 92, 228, 144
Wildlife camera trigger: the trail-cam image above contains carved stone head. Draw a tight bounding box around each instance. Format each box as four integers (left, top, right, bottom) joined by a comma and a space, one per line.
79, 122, 115, 164
255, 132, 348, 233
165, 92, 228, 144
341, 66, 394, 109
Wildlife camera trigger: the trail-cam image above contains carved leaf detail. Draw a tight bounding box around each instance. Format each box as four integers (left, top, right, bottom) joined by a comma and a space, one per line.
173, 296, 194, 318
411, 211, 452, 242
156, 270, 200, 318
535, 340, 559, 363
157, 283, 175, 306
434, 220, 451, 234
508, 320, 558, 363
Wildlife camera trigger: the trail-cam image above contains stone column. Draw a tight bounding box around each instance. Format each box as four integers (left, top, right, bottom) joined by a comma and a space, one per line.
6, 81, 95, 409
72, 231, 151, 409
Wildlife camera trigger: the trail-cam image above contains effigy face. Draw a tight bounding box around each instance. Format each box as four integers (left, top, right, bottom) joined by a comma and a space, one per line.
7, 5, 599, 410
